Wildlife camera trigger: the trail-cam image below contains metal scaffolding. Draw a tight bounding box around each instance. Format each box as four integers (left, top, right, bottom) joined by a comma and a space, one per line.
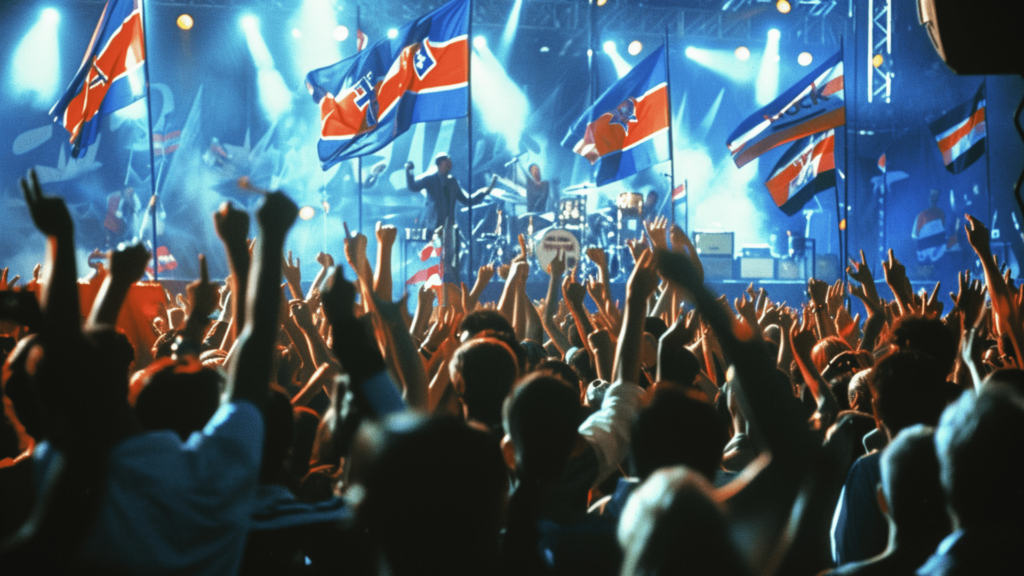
866, 0, 891, 104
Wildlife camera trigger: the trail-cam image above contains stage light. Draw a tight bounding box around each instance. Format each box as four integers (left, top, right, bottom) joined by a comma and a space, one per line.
872, 54, 884, 67
776, 0, 791, 14
472, 42, 528, 153
587, 49, 593, 57
756, 29, 781, 106
540, 46, 550, 52
299, 206, 316, 220
291, 0, 341, 72
292, 28, 301, 38
798, 51, 813, 66
499, 0, 524, 60
387, 28, 398, 39
473, 36, 487, 49
333, 25, 349, 41
241, 15, 293, 121
10, 7, 62, 109
734, 46, 750, 60
628, 40, 642, 56
240, 14, 259, 32
603, 41, 617, 54
686, 46, 754, 82
177, 14, 193, 30
597, 0, 608, 6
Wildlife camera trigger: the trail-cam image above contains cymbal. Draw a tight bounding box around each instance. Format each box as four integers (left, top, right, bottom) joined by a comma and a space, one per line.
518, 211, 555, 220
490, 187, 526, 204
562, 182, 594, 195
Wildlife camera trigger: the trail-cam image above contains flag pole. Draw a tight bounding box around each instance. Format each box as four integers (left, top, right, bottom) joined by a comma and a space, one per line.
840, 31, 850, 287
466, 0, 474, 277
357, 5, 364, 234
664, 29, 677, 231
984, 77, 993, 229
140, 0, 159, 281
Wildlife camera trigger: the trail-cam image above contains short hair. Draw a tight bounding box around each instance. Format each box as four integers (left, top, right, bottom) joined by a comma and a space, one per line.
644, 317, 668, 341
870, 351, 948, 437
503, 374, 582, 483
533, 358, 580, 393
450, 338, 518, 429
518, 339, 548, 372
131, 358, 222, 441
881, 425, 949, 536
811, 337, 852, 373
631, 387, 728, 481
848, 369, 874, 414
936, 386, 1024, 529
433, 152, 451, 166
889, 314, 957, 377
458, 309, 515, 342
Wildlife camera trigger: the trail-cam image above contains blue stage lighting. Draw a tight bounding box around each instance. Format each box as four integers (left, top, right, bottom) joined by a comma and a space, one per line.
41, 7, 60, 23
387, 28, 399, 39
10, 7, 62, 109
291, 0, 341, 72
603, 40, 616, 54
756, 29, 781, 106
473, 36, 487, 49
684, 46, 754, 82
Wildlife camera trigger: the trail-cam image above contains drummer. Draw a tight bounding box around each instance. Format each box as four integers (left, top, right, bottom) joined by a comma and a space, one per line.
521, 163, 550, 213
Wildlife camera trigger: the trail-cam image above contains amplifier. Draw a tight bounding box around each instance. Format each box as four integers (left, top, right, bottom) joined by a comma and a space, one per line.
777, 258, 800, 279
693, 231, 734, 256
740, 257, 775, 279
741, 244, 772, 258
702, 256, 734, 280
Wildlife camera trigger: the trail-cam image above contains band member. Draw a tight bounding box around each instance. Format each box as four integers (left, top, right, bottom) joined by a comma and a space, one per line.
406, 153, 493, 279
521, 163, 549, 213
912, 188, 954, 263
103, 186, 139, 247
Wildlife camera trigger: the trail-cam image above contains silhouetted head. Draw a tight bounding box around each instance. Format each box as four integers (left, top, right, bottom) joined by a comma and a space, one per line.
450, 337, 518, 429
870, 351, 948, 439
502, 374, 583, 484
881, 425, 949, 540
130, 357, 222, 441
434, 153, 452, 176
889, 314, 957, 377
632, 387, 728, 481
812, 337, 852, 373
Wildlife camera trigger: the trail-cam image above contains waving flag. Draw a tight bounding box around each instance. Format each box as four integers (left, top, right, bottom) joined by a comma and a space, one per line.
305, 0, 469, 169
764, 129, 836, 216
929, 83, 986, 175
561, 46, 669, 186
50, 0, 147, 158
727, 50, 844, 169
878, 152, 886, 172
407, 240, 442, 288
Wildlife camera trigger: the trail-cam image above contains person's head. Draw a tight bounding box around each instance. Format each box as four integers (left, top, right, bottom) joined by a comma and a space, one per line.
518, 339, 548, 373
501, 373, 583, 483
929, 188, 940, 207
848, 368, 874, 414
458, 309, 515, 343
450, 337, 518, 429
870, 351, 948, 440
528, 163, 541, 181
434, 153, 452, 176
533, 358, 580, 394
618, 466, 750, 576
879, 425, 949, 541
935, 386, 1024, 530
889, 314, 957, 377
811, 337, 852, 373
657, 345, 702, 388
631, 387, 728, 481
566, 347, 596, 391
2, 334, 46, 440
130, 357, 223, 441
645, 190, 659, 206
352, 414, 507, 576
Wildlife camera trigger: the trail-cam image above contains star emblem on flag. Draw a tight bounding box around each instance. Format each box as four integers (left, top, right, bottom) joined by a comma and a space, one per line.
609, 98, 639, 135
413, 41, 436, 80
353, 73, 380, 127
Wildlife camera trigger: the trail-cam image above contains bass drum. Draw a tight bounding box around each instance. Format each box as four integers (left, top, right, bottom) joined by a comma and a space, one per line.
535, 228, 581, 271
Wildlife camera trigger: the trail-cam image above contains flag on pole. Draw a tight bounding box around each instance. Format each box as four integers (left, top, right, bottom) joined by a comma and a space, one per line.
878, 152, 886, 172
145, 245, 178, 276
305, 0, 469, 169
929, 83, 986, 175
153, 129, 181, 156
726, 50, 845, 168
764, 129, 837, 216
671, 182, 686, 206
561, 46, 670, 186
50, 0, 147, 158
356, 29, 368, 52
408, 240, 443, 288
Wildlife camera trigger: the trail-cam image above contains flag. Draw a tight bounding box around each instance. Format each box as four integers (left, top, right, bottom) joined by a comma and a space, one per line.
145, 245, 178, 276
878, 152, 886, 172
408, 241, 442, 288
561, 46, 669, 186
727, 50, 845, 168
50, 0, 147, 158
305, 0, 469, 169
672, 183, 686, 206
357, 29, 368, 52
153, 130, 181, 157
929, 83, 986, 175
764, 129, 837, 216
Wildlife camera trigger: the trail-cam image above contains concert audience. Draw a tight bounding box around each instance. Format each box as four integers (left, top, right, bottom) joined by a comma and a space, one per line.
1, 169, 1022, 576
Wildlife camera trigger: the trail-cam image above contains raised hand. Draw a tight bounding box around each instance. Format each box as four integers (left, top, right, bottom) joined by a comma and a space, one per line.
108, 242, 151, 285
807, 278, 829, 308
548, 249, 567, 278
964, 214, 991, 257
316, 251, 335, 268
950, 270, 985, 328
662, 310, 699, 350
21, 168, 72, 238
644, 215, 669, 252
186, 254, 219, 320
256, 192, 299, 238
214, 201, 250, 247
561, 274, 586, 308
882, 249, 912, 310
289, 299, 317, 331
283, 250, 302, 298
342, 221, 370, 274
320, 267, 358, 326
586, 247, 607, 272
920, 281, 944, 318
626, 249, 659, 305
375, 221, 398, 249
826, 280, 845, 318
477, 263, 496, 285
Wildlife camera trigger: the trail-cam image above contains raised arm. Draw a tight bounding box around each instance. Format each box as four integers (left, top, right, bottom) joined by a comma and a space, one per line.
213, 202, 251, 340
541, 252, 572, 355
612, 250, 659, 385
373, 222, 397, 302
226, 192, 298, 410
87, 243, 150, 329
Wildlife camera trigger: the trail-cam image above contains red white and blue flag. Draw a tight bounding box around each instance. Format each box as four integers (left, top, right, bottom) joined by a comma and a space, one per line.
153, 129, 180, 157
727, 50, 844, 168
407, 240, 442, 288
764, 129, 837, 216
50, 0, 147, 158
562, 46, 670, 186
929, 83, 986, 175
878, 152, 886, 172
305, 0, 469, 169
145, 245, 178, 276
672, 182, 686, 206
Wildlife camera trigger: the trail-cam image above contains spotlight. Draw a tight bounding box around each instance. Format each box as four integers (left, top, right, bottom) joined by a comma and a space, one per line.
240, 14, 259, 32
291, 28, 301, 38
627, 40, 642, 56
767, 28, 781, 41
177, 14, 193, 30
587, 49, 593, 57
473, 36, 487, 49
298, 206, 316, 221
872, 54, 884, 67
41, 7, 60, 23
734, 46, 750, 60
602, 40, 616, 54
776, 0, 791, 14
387, 28, 398, 39
797, 51, 813, 66
540, 46, 550, 52
333, 25, 349, 41
684, 46, 697, 58
597, 0, 608, 5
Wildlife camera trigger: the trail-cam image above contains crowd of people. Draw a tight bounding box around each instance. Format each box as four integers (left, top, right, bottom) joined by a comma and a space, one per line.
2, 168, 1023, 575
